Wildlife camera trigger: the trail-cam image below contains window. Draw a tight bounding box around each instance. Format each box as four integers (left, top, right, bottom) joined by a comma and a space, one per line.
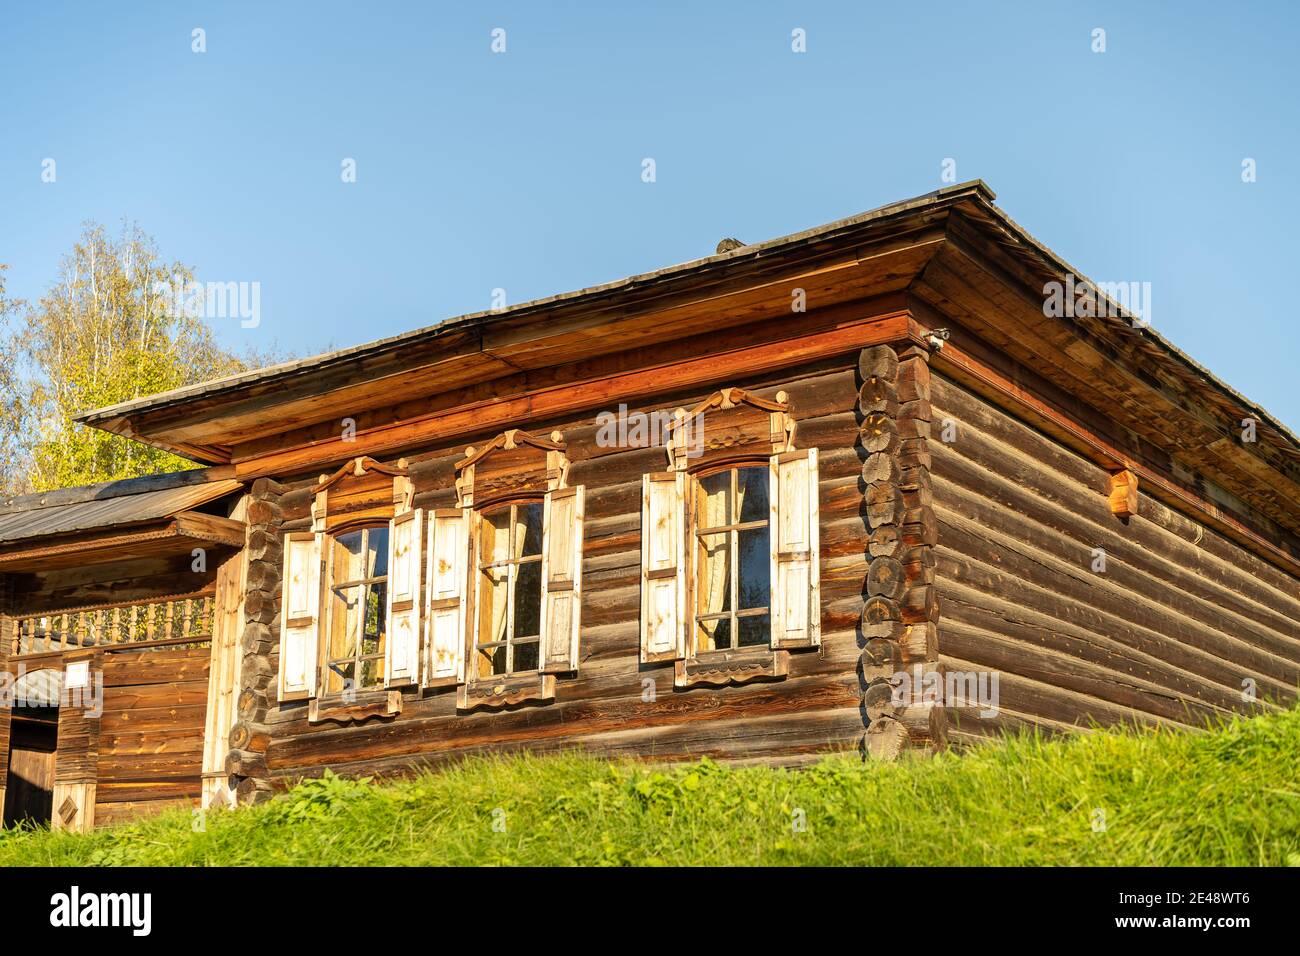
692, 466, 771, 652
473, 501, 544, 677
274, 446, 583, 709
322, 524, 389, 695
278, 457, 411, 704
640, 437, 820, 677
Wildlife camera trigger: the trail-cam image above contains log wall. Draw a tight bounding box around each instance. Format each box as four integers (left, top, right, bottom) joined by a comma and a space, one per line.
256, 355, 870, 786
929, 371, 1300, 744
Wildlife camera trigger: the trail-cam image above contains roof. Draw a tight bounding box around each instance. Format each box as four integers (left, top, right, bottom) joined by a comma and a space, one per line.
75, 182, 1002, 428
0, 472, 242, 546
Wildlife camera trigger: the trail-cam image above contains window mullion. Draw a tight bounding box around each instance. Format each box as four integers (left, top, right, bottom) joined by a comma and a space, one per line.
729, 470, 739, 649
506, 505, 517, 674
735, 471, 742, 648
355, 528, 366, 685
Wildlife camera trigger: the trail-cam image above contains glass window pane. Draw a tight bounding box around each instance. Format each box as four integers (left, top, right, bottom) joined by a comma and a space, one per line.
477, 568, 508, 646
325, 660, 355, 696
327, 584, 361, 662
362, 583, 387, 655
737, 613, 770, 648
695, 532, 731, 616
697, 472, 730, 530
364, 583, 385, 636
513, 561, 541, 639
737, 467, 769, 524
477, 643, 508, 678
512, 639, 539, 673
334, 530, 364, 582
697, 616, 731, 652
737, 527, 770, 610
359, 657, 384, 689
368, 526, 389, 579
517, 503, 543, 558
480, 508, 510, 564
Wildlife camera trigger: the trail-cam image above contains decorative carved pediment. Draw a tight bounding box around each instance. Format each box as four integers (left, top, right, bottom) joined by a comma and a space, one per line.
312, 456, 411, 531
454, 429, 568, 507
664, 386, 796, 470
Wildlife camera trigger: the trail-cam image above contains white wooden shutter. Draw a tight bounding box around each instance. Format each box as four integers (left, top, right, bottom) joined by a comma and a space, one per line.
640, 472, 687, 662
770, 448, 821, 648
385, 508, 423, 687
541, 486, 584, 673
278, 532, 322, 701
424, 508, 469, 685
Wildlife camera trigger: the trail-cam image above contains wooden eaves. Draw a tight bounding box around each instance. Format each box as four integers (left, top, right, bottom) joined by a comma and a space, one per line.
0, 473, 246, 572
0, 511, 246, 572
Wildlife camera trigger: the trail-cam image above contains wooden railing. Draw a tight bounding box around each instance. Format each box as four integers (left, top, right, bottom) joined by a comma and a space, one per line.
11, 594, 215, 657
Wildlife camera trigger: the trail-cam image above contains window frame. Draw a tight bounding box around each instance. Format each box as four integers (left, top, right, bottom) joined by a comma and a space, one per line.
686, 458, 773, 658
470, 497, 546, 681
320, 521, 391, 697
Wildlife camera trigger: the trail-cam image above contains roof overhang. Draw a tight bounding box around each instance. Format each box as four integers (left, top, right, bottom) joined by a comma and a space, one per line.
0, 512, 246, 572
74, 183, 985, 458
0, 471, 245, 572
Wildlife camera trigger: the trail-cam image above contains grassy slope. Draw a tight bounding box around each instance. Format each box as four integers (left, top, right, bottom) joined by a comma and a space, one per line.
3, 707, 1298, 866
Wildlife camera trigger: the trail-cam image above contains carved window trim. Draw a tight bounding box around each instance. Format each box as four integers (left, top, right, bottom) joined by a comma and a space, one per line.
277, 456, 419, 707
451, 430, 580, 712
664, 387, 795, 472
639, 386, 817, 689
454, 429, 568, 508
310, 455, 412, 533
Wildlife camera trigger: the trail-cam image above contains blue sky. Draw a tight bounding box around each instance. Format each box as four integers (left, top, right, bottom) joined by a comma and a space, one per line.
2, 1, 1296, 425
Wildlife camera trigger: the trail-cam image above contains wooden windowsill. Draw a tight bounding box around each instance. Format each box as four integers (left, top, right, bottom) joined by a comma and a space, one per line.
675, 646, 790, 689
308, 689, 402, 725
457, 673, 556, 712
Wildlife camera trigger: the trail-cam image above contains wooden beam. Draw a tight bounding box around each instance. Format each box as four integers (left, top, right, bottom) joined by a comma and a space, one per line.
231, 309, 914, 480
917, 234, 1300, 532
100, 219, 951, 454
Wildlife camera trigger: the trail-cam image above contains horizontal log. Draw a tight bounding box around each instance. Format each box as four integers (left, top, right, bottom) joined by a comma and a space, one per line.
861, 453, 901, 486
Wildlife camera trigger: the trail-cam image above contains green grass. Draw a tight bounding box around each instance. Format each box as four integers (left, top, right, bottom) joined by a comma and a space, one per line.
4, 707, 1299, 866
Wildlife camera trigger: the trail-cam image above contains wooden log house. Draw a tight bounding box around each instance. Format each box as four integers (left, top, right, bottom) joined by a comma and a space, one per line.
3, 181, 1298, 830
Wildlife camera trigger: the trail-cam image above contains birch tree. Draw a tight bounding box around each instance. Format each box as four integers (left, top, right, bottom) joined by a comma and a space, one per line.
2, 222, 280, 494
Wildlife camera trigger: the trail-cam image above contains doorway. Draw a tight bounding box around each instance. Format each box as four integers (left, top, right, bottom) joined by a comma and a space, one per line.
2, 668, 61, 828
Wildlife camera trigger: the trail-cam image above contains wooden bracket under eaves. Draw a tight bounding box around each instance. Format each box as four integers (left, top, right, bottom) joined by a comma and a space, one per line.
1109, 469, 1139, 519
